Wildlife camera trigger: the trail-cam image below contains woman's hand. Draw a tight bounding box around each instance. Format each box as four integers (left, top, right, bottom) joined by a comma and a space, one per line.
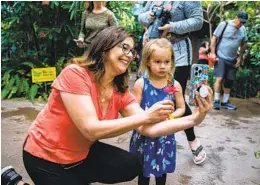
76, 41, 85, 48
158, 24, 170, 37
148, 11, 155, 23
145, 100, 174, 124
74, 39, 85, 48
193, 86, 213, 125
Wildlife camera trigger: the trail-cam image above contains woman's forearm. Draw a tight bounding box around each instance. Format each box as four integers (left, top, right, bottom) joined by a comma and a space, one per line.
138, 112, 206, 138
82, 113, 150, 141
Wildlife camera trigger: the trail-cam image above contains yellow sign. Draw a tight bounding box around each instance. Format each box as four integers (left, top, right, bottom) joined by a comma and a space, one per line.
32, 67, 56, 83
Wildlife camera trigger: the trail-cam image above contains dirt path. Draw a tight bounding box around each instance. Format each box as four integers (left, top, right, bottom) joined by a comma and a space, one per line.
1, 74, 260, 185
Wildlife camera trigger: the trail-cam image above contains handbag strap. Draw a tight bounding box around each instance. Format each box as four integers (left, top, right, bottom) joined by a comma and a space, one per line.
216, 21, 228, 51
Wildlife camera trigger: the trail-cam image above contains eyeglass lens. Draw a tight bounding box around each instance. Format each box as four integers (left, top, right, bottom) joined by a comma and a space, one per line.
121, 44, 136, 58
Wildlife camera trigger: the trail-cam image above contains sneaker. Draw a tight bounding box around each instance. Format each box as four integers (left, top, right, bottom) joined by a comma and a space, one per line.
1, 166, 22, 185
221, 101, 237, 110
213, 100, 220, 110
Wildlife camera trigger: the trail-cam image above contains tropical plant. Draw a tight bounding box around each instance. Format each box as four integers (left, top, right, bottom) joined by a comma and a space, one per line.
1, 1, 143, 102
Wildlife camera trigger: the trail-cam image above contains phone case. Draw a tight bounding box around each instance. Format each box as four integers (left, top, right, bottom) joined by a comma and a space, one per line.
189, 64, 209, 106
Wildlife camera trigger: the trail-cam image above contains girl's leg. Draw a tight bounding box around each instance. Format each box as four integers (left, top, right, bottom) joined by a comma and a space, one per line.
138, 175, 150, 185
174, 66, 195, 141
155, 174, 167, 185
183, 103, 196, 141
77, 141, 142, 184
174, 66, 206, 164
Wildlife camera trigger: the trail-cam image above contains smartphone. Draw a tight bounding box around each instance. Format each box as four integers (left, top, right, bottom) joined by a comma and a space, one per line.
189, 64, 209, 106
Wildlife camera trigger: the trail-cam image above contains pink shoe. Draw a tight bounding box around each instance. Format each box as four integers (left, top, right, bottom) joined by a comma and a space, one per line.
189, 139, 207, 165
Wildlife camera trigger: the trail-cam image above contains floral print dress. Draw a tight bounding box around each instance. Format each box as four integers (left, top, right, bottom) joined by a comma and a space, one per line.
129, 78, 176, 177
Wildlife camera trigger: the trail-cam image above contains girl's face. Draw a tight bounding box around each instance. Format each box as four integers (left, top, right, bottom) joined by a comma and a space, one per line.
149, 46, 172, 78
105, 37, 135, 76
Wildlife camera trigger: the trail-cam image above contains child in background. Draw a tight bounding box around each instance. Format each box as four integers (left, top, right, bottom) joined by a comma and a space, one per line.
197, 41, 210, 65
129, 38, 185, 185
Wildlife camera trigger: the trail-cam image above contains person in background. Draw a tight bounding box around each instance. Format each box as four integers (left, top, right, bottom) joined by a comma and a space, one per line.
197, 41, 210, 65
138, 1, 207, 165
1, 26, 212, 185
75, 1, 118, 49
211, 11, 248, 110
130, 38, 185, 185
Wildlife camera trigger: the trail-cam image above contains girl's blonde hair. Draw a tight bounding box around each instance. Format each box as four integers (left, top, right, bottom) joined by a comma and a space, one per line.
139, 38, 175, 78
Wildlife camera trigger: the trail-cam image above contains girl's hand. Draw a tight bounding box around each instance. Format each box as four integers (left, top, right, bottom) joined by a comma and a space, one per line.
145, 100, 174, 124
193, 86, 213, 125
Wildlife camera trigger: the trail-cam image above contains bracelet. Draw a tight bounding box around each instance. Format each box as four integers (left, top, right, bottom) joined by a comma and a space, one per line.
168, 113, 175, 120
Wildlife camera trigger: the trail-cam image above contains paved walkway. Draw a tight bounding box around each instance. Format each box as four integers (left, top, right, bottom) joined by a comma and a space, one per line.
1, 73, 260, 185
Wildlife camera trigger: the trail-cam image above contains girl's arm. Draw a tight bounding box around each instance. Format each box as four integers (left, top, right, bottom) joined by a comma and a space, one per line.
60, 91, 173, 142
172, 81, 185, 118
132, 78, 185, 118
132, 78, 144, 104
121, 85, 213, 138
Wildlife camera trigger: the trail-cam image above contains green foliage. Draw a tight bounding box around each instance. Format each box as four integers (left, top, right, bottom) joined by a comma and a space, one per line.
231, 68, 259, 98
1, 1, 84, 102
108, 2, 145, 42
1, 1, 143, 102
55, 57, 66, 75
27, 84, 39, 102
208, 68, 216, 89
1, 71, 30, 100
256, 92, 260, 99
208, 67, 259, 98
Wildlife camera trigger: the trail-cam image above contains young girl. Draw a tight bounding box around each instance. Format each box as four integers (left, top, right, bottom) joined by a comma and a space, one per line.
130, 38, 186, 185
197, 41, 210, 65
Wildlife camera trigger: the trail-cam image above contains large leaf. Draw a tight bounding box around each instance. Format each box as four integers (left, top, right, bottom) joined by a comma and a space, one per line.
21, 61, 36, 69
27, 84, 39, 102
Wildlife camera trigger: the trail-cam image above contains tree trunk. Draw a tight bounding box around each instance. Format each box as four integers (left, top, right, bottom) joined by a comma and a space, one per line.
209, 23, 212, 38
219, 2, 225, 22
206, 5, 213, 39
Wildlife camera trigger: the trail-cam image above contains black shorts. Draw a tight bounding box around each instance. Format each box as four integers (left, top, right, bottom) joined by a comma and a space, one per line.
23, 141, 142, 185
213, 57, 237, 80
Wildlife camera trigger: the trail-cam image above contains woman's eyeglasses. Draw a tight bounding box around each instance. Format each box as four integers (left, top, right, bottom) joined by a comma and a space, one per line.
118, 43, 137, 59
